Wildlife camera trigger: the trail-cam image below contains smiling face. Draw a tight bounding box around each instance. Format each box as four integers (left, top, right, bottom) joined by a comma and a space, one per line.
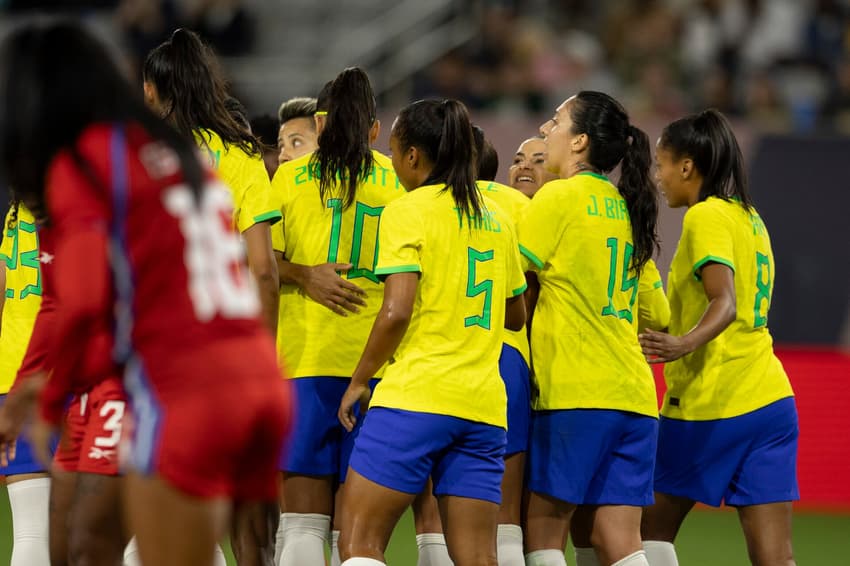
508, 137, 558, 197
278, 116, 319, 164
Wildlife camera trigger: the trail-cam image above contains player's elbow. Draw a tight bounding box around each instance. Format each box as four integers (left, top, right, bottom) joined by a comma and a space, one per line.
504, 295, 527, 332
250, 256, 279, 289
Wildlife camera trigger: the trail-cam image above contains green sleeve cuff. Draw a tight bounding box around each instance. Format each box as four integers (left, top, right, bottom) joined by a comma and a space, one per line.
519, 244, 544, 270
374, 264, 421, 276
253, 210, 282, 226
693, 255, 735, 281
511, 282, 528, 297
653, 280, 663, 290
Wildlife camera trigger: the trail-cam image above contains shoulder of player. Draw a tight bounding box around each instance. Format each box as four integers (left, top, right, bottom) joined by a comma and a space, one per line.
683, 197, 740, 230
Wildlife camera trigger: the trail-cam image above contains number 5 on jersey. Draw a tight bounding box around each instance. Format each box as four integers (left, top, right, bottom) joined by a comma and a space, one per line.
465, 247, 494, 330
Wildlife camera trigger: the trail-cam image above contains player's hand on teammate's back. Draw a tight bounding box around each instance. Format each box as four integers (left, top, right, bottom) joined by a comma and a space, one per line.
304, 262, 367, 316
338, 382, 372, 432
638, 328, 693, 364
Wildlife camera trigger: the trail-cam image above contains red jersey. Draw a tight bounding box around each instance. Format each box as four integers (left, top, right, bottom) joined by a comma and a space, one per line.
41, 123, 275, 411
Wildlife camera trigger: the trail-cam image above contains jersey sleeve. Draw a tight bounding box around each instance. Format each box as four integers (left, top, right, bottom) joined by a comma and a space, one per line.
38, 151, 113, 424
517, 182, 570, 272
234, 156, 281, 233
504, 221, 528, 297
637, 259, 670, 333
683, 201, 735, 280
374, 199, 422, 277
268, 166, 289, 253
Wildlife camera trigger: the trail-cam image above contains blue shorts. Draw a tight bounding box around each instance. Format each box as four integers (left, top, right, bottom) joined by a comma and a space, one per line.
0, 394, 52, 476
500, 344, 531, 456
280, 377, 378, 483
655, 396, 799, 507
527, 409, 658, 506
349, 407, 506, 504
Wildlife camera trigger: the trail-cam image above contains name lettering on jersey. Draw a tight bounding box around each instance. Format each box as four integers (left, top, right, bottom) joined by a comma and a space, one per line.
205, 148, 222, 170
750, 213, 767, 236
294, 162, 400, 189
480, 182, 498, 192
587, 195, 629, 220
454, 208, 502, 233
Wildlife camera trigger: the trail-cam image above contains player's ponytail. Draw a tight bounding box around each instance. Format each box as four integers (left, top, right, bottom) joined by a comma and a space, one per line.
312, 67, 376, 210
660, 109, 752, 210
393, 99, 482, 220
143, 28, 260, 156
568, 91, 659, 273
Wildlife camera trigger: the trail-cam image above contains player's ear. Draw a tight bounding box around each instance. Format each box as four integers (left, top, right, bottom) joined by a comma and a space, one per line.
572, 132, 589, 154
681, 158, 695, 179
369, 120, 381, 145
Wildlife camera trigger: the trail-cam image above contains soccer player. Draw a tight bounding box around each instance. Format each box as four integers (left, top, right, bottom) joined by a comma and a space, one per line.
0, 199, 50, 566
271, 67, 403, 566
336, 98, 527, 566
0, 21, 292, 566
519, 92, 660, 566
277, 97, 319, 164
143, 28, 281, 339
639, 109, 797, 566
508, 136, 558, 198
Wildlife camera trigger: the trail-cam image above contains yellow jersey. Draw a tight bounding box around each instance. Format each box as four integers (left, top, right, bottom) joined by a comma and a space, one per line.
478, 180, 531, 365
195, 129, 281, 232
663, 197, 793, 420
518, 172, 657, 417
0, 206, 42, 393
637, 259, 670, 334
370, 185, 527, 428
270, 150, 404, 377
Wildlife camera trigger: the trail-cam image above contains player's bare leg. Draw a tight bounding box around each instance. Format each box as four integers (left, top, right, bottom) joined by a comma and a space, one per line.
279, 473, 335, 565
48, 469, 77, 566
68, 473, 126, 566
338, 468, 416, 563
124, 472, 229, 566
496, 452, 525, 565
523, 490, 576, 565
737, 502, 795, 566
438, 494, 499, 566
587, 505, 645, 565
640, 492, 695, 565
412, 480, 451, 565
231, 500, 279, 566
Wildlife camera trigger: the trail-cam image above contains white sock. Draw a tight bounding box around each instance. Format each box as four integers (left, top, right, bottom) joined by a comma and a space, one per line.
124, 537, 226, 566
612, 550, 649, 566
274, 513, 285, 566
7, 478, 50, 566
642, 541, 678, 566
278, 513, 330, 566
341, 559, 385, 566
524, 549, 567, 566
123, 537, 141, 566
416, 532, 453, 566
331, 529, 341, 566
497, 524, 524, 566
574, 546, 600, 566
213, 543, 227, 566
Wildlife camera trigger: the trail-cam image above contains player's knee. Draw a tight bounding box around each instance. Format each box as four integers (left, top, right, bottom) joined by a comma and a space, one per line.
68, 525, 121, 566
747, 540, 795, 566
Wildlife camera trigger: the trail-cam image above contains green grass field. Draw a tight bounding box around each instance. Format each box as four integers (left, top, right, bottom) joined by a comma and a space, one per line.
1, 485, 847, 564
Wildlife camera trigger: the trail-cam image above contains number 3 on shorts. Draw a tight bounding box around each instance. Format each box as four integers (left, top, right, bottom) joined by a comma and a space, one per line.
94, 400, 126, 449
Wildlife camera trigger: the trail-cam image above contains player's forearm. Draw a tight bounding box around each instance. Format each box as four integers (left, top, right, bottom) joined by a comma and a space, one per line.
682, 294, 736, 353
351, 310, 409, 386
276, 254, 308, 287
256, 273, 279, 335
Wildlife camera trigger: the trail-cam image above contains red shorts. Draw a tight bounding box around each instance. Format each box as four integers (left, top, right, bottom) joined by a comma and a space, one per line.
54, 377, 128, 475
125, 336, 293, 501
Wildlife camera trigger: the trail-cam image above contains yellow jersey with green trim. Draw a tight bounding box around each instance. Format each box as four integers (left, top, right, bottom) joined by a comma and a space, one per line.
195, 129, 281, 232
663, 197, 793, 420
637, 259, 670, 334
0, 206, 42, 393
269, 150, 404, 378
478, 180, 530, 365
518, 172, 657, 417
370, 185, 527, 428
